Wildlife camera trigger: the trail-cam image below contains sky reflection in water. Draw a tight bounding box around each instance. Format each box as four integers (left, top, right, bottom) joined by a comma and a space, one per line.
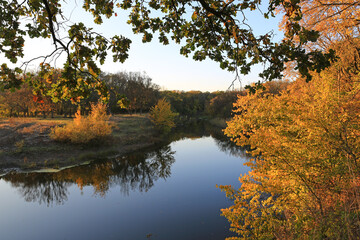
0, 129, 251, 240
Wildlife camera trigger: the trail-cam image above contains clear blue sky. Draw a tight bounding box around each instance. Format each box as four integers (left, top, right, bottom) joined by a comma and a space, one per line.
0, 1, 283, 92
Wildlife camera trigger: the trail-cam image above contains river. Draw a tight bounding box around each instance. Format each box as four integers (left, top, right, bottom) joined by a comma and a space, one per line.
0, 122, 250, 240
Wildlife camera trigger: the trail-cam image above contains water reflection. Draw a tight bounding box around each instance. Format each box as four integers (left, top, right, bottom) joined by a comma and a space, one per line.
1, 145, 175, 205
172, 120, 250, 157
0, 120, 248, 206
172, 120, 250, 158
5, 174, 70, 206
206, 123, 250, 158
111, 145, 175, 195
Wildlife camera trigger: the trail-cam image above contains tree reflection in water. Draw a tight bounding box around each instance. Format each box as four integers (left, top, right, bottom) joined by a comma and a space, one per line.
111, 145, 175, 195
1, 145, 175, 206
172, 119, 249, 158
205, 122, 250, 159
213, 138, 249, 158
0, 120, 248, 206
3, 174, 70, 206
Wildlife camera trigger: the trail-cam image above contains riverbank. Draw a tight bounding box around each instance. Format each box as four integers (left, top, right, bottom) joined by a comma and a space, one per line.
0, 115, 162, 175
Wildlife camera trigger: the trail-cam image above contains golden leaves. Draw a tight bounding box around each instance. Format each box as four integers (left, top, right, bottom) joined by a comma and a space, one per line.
222, 40, 360, 238
50, 102, 111, 144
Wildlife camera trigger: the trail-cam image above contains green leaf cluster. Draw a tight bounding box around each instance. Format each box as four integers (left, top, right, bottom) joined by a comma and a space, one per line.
0, 0, 336, 98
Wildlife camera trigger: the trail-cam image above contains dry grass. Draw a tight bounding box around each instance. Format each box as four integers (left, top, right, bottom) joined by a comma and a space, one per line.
0, 112, 161, 172
17, 122, 59, 134
0, 117, 70, 128
111, 114, 154, 137
50, 103, 112, 144
0, 117, 71, 139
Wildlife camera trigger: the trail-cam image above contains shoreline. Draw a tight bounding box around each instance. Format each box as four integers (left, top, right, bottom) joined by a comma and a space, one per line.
0, 114, 164, 175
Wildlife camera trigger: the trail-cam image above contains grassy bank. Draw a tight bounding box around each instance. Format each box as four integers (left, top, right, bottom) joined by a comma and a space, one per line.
0, 114, 162, 174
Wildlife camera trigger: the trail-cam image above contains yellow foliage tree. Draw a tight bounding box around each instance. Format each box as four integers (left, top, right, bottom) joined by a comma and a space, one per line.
221, 40, 360, 239
280, 0, 360, 51
149, 98, 178, 132
279, 1, 360, 80
51, 102, 112, 144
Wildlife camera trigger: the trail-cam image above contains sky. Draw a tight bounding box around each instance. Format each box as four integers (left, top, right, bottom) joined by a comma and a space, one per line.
0, 1, 284, 92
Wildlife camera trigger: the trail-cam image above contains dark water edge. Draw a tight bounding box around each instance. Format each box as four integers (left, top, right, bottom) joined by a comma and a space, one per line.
0, 121, 251, 240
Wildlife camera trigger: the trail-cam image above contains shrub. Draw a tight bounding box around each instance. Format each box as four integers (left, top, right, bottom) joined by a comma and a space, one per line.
50, 102, 112, 144
149, 98, 178, 132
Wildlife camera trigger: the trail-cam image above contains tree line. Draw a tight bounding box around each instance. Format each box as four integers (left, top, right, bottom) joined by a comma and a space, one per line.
1, 70, 290, 119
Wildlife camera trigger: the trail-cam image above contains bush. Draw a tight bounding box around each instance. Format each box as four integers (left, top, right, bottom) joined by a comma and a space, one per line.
50, 102, 112, 144
149, 98, 178, 132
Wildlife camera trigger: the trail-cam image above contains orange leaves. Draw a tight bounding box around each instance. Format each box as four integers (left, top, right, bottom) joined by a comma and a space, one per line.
76, 177, 84, 190
222, 40, 360, 238
32, 95, 44, 103
280, 0, 360, 50
50, 102, 112, 144
191, 11, 198, 20
232, 28, 239, 44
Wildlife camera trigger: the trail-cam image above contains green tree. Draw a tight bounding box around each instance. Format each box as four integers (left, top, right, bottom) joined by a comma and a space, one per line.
0, 0, 341, 96
160, 90, 215, 116
149, 98, 178, 132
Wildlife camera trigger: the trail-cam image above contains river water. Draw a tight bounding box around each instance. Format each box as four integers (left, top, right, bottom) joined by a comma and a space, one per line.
0, 123, 250, 240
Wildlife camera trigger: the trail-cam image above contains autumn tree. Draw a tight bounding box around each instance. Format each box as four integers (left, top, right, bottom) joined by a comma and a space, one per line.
220, 5, 360, 236
0, 68, 83, 118
221, 38, 360, 239
207, 91, 243, 118
279, 0, 360, 79
280, 0, 360, 51
104, 71, 159, 114
0, 83, 34, 117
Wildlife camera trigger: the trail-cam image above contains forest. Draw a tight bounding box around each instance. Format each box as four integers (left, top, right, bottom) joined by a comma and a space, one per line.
0, 69, 257, 119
